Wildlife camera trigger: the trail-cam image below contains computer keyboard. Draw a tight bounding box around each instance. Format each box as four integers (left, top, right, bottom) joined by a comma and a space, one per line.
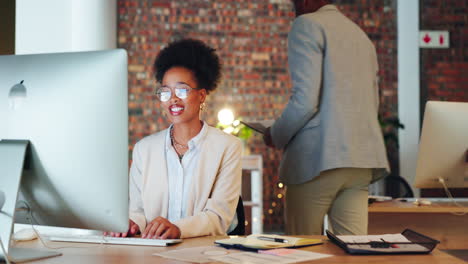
47, 234, 182, 247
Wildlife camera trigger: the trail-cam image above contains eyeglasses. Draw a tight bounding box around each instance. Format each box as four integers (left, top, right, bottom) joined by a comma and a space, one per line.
155, 83, 202, 102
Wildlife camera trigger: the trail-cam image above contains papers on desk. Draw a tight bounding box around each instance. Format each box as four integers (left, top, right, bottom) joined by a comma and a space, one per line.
336, 234, 428, 253
210, 249, 332, 264
327, 229, 440, 255
337, 233, 411, 244
153, 246, 332, 264
153, 246, 233, 263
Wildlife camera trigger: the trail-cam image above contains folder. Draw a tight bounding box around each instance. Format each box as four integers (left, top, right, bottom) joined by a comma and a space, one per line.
239, 120, 274, 134
326, 229, 439, 255
215, 234, 322, 251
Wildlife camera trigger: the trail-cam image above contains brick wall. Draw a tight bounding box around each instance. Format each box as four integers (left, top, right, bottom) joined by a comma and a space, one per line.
420, 0, 468, 105
118, 0, 397, 233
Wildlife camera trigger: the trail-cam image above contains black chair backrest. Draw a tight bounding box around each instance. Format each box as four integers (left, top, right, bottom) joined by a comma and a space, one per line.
227, 196, 245, 235
385, 175, 414, 198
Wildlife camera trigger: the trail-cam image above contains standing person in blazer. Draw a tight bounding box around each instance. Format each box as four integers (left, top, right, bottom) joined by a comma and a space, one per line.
109, 39, 242, 239
263, 0, 389, 235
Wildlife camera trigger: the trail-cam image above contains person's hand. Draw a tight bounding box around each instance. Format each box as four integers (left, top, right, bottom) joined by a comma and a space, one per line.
142, 217, 181, 239
263, 127, 275, 148
104, 219, 140, 237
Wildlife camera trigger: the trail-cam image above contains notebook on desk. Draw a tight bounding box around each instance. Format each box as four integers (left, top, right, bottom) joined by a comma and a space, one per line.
215, 234, 322, 251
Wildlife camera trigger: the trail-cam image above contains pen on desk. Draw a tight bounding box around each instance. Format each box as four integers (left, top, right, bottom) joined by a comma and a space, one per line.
381, 238, 399, 248
257, 236, 289, 243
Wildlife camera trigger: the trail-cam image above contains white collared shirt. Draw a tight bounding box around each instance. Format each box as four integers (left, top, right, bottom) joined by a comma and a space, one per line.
165, 122, 208, 222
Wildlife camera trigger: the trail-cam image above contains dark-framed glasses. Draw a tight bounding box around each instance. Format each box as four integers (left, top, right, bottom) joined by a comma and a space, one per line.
155, 83, 202, 102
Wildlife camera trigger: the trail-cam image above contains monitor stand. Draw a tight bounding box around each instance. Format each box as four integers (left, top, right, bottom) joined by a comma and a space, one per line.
0, 140, 61, 262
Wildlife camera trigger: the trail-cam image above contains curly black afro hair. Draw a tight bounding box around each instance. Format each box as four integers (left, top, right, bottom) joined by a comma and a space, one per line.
153, 38, 222, 94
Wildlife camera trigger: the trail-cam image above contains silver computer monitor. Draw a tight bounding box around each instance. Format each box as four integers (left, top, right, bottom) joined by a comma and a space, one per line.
414, 101, 468, 189
0, 50, 129, 256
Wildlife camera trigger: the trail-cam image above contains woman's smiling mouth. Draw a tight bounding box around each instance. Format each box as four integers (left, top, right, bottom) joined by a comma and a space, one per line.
169, 105, 184, 115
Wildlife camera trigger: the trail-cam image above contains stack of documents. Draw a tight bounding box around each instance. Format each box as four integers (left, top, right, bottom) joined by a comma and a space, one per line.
327, 229, 439, 254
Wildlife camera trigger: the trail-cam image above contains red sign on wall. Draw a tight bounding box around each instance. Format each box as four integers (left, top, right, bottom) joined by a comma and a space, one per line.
420, 31, 450, 48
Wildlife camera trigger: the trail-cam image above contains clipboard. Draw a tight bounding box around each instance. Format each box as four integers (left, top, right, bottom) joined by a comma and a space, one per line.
326, 229, 439, 255
239, 120, 274, 134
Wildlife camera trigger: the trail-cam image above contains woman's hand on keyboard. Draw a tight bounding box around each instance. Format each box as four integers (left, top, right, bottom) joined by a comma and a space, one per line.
104, 219, 140, 237
142, 217, 181, 239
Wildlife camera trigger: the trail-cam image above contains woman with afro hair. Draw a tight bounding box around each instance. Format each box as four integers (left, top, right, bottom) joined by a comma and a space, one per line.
110, 39, 242, 239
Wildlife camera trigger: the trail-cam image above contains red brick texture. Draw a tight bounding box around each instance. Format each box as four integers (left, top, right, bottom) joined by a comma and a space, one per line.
420, 0, 468, 104
118, 0, 399, 233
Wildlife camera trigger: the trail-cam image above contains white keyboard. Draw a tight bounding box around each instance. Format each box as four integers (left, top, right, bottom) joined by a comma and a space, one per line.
48, 234, 182, 247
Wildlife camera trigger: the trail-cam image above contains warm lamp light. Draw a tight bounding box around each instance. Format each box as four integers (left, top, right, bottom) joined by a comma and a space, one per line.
217, 108, 234, 126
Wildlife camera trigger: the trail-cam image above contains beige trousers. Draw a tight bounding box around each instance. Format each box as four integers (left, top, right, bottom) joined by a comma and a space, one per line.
285, 168, 372, 235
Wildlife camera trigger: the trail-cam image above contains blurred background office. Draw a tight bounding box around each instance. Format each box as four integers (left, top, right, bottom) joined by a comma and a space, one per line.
1, 0, 467, 234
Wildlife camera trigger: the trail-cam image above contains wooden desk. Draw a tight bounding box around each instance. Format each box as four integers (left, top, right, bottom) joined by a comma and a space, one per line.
11, 235, 464, 263
369, 200, 468, 249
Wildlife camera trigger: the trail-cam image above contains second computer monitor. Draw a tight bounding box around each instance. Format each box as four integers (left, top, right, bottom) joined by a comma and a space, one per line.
414, 101, 468, 189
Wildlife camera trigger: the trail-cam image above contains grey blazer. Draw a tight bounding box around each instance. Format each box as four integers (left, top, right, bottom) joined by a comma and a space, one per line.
271, 5, 389, 185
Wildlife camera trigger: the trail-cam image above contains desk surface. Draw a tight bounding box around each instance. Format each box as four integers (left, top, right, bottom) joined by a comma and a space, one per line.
369, 200, 468, 213
12, 235, 465, 264
368, 200, 468, 250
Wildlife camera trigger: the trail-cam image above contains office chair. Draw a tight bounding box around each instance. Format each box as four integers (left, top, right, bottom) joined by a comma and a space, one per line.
227, 196, 245, 235
385, 175, 414, 198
